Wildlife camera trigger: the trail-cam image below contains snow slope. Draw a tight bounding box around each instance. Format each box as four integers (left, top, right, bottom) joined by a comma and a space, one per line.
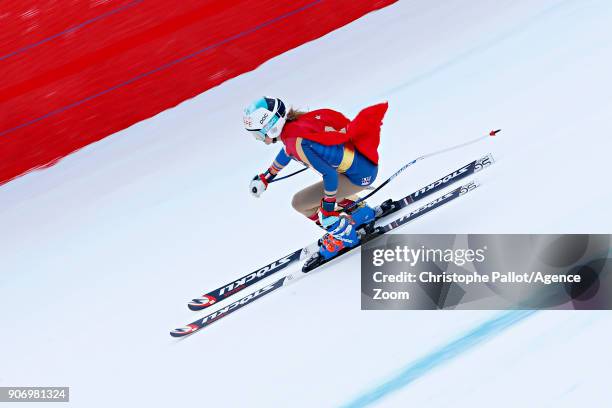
1, 0, 611, 407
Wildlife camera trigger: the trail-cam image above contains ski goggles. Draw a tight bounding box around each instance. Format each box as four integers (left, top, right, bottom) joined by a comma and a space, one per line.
244, 98, 286, 141
246, 112, 286, 141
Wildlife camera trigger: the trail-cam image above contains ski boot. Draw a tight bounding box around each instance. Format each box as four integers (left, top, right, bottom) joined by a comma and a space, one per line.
339, 197, 391, 236
303, 203, 376, 272
339, 197, 399, 223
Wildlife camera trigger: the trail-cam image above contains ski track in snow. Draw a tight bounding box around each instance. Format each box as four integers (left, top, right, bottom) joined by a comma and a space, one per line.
1, 0, 611, 407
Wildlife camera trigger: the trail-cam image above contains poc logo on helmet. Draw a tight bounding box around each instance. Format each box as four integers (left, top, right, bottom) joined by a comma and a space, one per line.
243, 96, 287, 141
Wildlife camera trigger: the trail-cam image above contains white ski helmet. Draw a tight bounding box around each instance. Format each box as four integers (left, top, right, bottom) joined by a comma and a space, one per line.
243, 97, 287, 141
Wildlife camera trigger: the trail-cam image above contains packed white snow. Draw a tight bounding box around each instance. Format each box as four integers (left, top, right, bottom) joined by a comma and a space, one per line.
1, 0, 611, 406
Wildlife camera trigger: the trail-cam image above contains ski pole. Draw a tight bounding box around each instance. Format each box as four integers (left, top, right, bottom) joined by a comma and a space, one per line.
347, 129, 501, 209
268, 166, 309, 183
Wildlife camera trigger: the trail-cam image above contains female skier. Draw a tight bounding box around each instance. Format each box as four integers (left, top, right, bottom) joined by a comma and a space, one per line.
244, 97, 388, 262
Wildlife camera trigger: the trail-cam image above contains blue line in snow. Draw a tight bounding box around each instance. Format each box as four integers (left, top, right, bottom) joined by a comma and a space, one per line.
0, 0, 144, 62
341, 310, 537, 408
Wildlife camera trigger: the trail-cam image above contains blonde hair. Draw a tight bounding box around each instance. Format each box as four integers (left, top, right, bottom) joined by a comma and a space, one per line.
286, 108, 308, 122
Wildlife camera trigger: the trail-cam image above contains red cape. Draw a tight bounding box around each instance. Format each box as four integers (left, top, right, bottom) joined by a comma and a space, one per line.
281, 102, 388, 165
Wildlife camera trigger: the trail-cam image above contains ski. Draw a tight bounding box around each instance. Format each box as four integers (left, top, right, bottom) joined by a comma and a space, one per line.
186, 153, 494, 311
171, 179, 481, 337
301, 180, 480, 272
186, 246, 318, 311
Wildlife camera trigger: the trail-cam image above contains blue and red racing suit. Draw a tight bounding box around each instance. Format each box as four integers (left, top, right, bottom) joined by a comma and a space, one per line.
263, 103, 388, 213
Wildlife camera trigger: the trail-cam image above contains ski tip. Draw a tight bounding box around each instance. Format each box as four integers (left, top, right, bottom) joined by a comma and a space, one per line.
170, 324, 199, 338
188, 295, 217, 311
489, 129, 501, 136
170, 330, 185, 338
187, 300, 208, 311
